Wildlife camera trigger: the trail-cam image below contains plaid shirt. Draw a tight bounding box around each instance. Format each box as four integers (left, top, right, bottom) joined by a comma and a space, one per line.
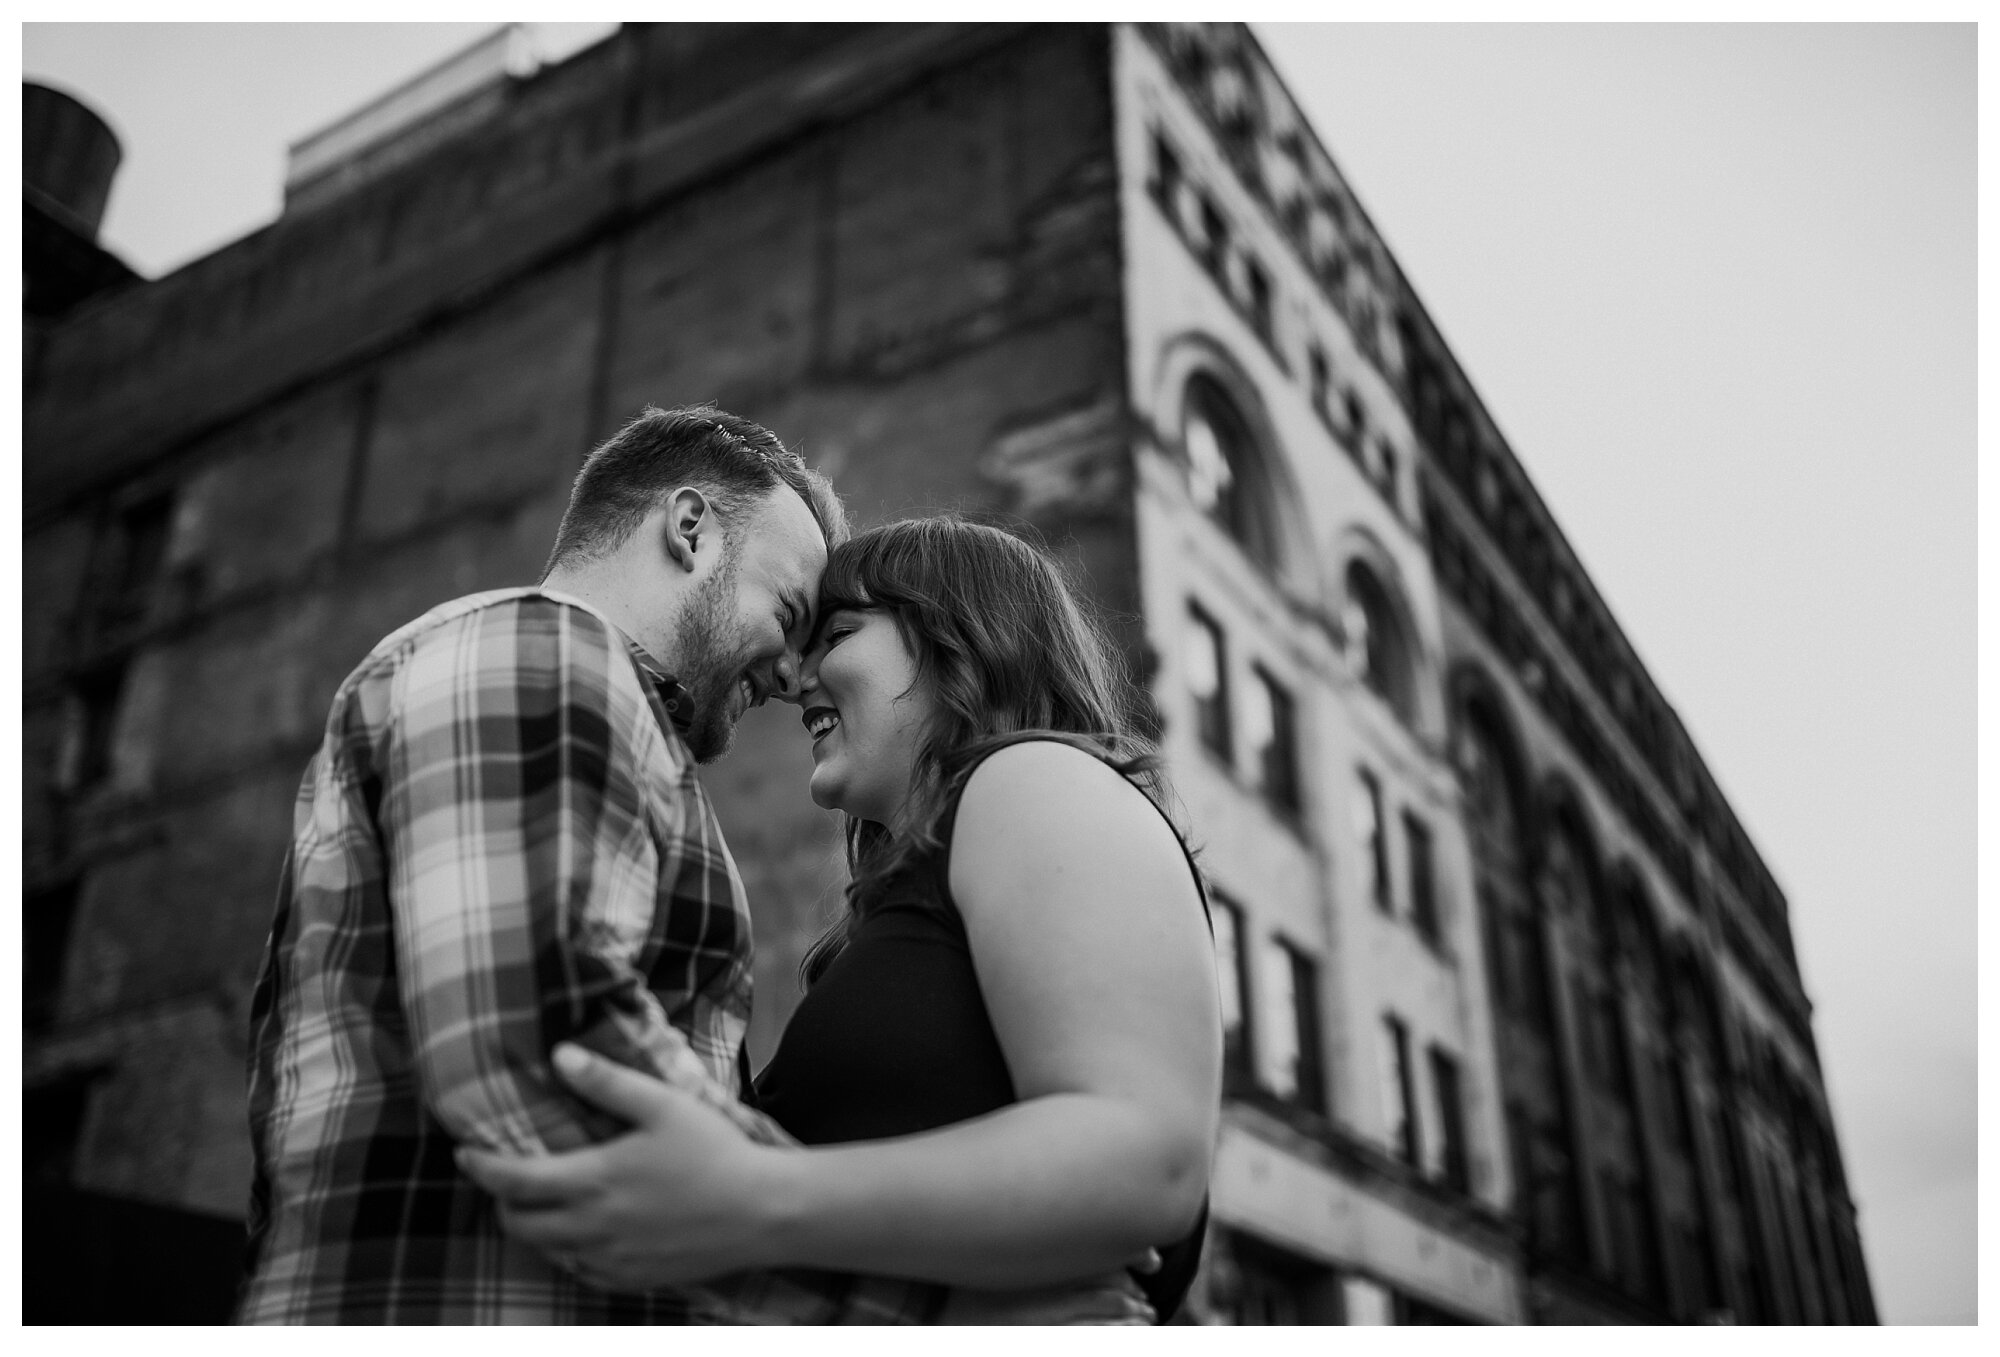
239, 589, 945, 1323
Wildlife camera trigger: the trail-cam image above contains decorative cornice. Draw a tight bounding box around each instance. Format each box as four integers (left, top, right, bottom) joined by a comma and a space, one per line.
1428, 482, 1812, 1047
1405, 335, 1798, 978
1136, 22, 1403, 387
1135, 22, 1801, 1015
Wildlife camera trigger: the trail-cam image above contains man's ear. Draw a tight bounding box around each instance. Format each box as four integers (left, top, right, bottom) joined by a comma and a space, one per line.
662, 487, 710, 572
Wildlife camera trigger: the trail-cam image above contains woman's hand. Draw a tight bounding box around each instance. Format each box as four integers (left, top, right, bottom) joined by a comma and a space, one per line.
457, 1043, 791, 1290
464, 1044, 1175, 1306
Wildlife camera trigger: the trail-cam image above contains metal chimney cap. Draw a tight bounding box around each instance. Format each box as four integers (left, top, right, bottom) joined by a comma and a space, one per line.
23, 81, 123, 239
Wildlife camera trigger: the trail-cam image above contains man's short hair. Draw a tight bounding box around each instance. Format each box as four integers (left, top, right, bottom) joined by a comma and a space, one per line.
541, 405, 848, 578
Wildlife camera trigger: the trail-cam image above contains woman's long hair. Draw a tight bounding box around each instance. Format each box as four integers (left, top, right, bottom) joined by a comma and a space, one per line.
799, 515, 1178, 984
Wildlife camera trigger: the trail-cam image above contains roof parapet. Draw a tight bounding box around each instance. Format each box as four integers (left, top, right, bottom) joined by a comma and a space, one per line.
284, 24, 539, 210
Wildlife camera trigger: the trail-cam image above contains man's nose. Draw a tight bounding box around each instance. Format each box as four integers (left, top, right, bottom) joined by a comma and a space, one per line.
771, 650, 809, 705
776, 650, 823, 707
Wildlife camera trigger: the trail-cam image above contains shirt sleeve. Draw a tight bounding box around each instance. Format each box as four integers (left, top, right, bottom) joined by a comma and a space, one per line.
376, 596, 944, 1321
380, 595, 693, 1153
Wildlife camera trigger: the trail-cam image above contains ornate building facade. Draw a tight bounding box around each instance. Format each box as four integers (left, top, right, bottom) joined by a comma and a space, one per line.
21, 22, 1873, 1323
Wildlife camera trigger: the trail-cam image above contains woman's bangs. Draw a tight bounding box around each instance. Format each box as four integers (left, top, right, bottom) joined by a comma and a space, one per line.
813, 543, 882, 627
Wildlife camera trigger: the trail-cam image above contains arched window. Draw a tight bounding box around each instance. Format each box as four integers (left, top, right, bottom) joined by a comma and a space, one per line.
1539, 823, 1592, 927
1455, 696, 1531, 1018
1342, 560, 1415, 722
1459, 724, 1519, 856
1181, 374, 1280, 573
1454, 688, 1528, 865
1615, 874, 1665, 1002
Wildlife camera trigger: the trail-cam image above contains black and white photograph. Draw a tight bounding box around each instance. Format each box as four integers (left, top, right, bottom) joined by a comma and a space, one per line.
19, 19, 1975, 1327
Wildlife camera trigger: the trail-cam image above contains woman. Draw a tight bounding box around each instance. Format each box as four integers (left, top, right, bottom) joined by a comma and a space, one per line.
461, 516, 1222, 1321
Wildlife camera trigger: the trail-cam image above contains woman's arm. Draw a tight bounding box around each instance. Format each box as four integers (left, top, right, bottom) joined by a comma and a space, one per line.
737, 740, 1220, 1285
462, 741, 1222, 1290
754, 740, 1221, 1285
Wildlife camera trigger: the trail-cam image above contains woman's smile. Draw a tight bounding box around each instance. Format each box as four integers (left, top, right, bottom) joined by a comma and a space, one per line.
803, 706, 840, 745
796, 607, 936, 823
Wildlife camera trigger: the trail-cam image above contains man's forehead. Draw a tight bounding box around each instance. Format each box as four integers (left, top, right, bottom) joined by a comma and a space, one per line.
745, 490, 828, 585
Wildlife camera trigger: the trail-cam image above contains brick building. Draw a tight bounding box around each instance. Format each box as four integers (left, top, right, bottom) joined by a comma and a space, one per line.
21, 23, 1875, 1323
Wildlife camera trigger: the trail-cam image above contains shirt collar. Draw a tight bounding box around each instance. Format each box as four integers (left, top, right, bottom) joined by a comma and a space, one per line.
532, 586, 697, 734
622, 638, 697, 734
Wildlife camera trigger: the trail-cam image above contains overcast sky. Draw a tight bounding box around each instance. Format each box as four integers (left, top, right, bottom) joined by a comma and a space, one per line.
21, 21, 1978, 1325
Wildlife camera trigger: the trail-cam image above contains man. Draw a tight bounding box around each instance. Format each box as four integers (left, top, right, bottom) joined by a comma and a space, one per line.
238, 406, 945, 1322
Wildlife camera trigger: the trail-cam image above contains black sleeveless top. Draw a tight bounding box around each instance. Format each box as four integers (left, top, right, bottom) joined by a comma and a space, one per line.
752, 738, 1210, 1322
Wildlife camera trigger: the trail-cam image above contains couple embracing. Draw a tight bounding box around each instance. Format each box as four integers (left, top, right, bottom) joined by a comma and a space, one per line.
237, 405, 1222, 1324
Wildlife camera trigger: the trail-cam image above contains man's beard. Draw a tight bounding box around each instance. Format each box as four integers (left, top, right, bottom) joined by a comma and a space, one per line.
674, 550, 751, 764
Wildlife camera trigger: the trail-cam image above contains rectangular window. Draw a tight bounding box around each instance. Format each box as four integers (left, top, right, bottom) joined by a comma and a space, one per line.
1671, 1063, 1703, 1161
1542, 1126, 1587, 1265
1703, 1100, 1741, 1200
1655, 1054, 1688, 1148
1380, 1013, 1421, 1166
1246, 665, 1301, 816
1600, 1167, 1630, 1286
1184, 602, 1232, 763
1342, 389, 1367, 453
1506, 1104, 1535, 1223
1278, 940, 1327, 1114
1392, 1292, 1475, 1325
1482, 900, 1511, 1010
1629, 1177, 1663, 1303
93, 492, 175, 639
1597, 991, 1629, 1090
1222, 1231, 1340, 1324
1262, 937, 1326, 1114
1148, 130, 1182, 219
1321, 244, 1349, 293
24, 877, 82, 1035
1677, 1221, 1712, 1317
1355, 768, 1389, 912
1428, 1046, 1470, 1192
1571, 975, 1600, 1080
1736, 1261, 1765, 1325
1403, 811, 1439, 946
1376, 437, 1399, 499
1211, 894, 1254, 1091
1245, 256, 1273, 342
1604, 1172, 1653, 1296
58, 660, 128, 794
1792, 1188, 1828, 1319
25, 1069, 102, 1189
1197, 192, 1229, 277
1262, 936, 1298, 1101
1513, 912, 1553, 1030
1308, 344, 1330, 416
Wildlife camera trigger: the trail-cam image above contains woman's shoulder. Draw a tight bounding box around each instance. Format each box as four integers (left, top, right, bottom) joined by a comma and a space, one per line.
964, 733, 1121, 775
953, 737, 1145, 818
951, 740, 1179, 864
945, 737, 1206, 937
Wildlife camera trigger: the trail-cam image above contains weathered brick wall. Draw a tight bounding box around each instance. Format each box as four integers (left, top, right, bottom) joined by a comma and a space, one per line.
22, 21, 1129, 1217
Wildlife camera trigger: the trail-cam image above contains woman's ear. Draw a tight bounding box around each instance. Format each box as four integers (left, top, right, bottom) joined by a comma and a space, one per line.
662, 486, 711, 572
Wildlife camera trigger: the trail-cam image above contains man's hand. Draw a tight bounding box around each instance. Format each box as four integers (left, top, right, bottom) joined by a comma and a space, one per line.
940, 1272, 1156, 1325
458, 1043, 785, 1290
574, 1009, 795, 1147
